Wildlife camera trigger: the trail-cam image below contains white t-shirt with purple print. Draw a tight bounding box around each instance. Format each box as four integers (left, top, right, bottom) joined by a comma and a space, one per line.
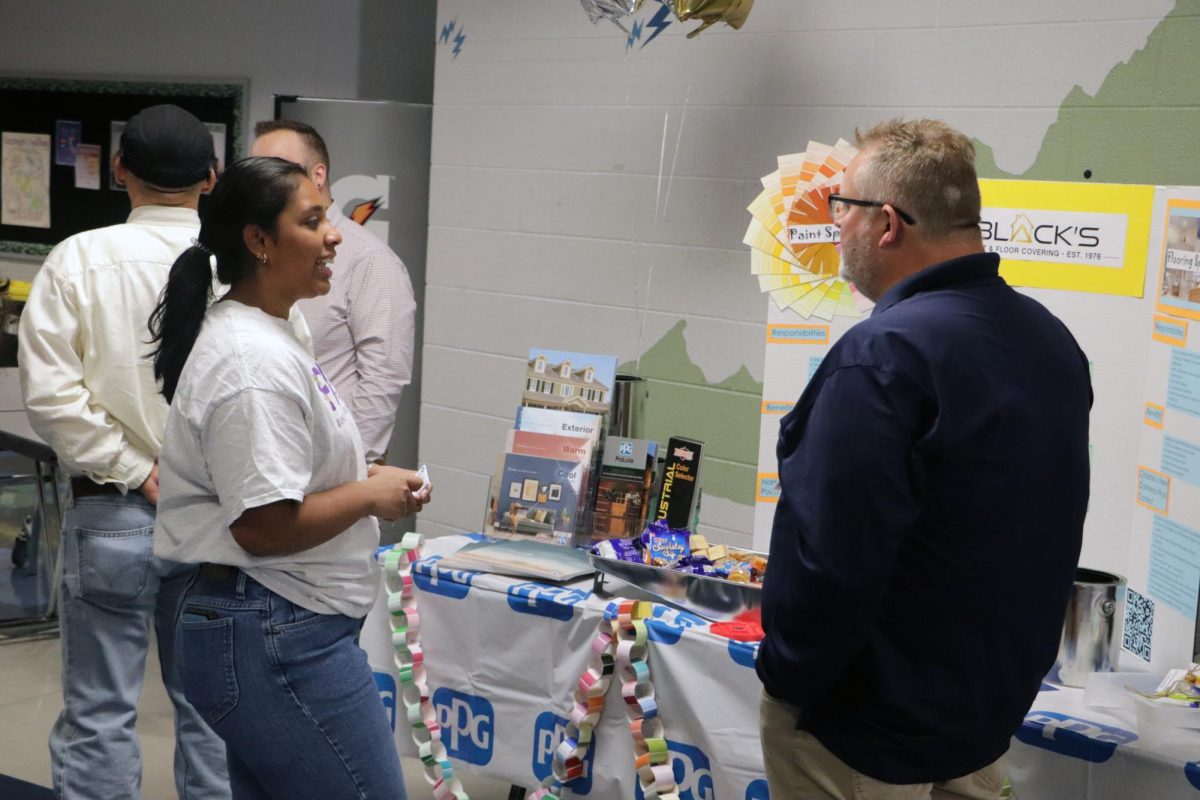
155, 299, 380, 617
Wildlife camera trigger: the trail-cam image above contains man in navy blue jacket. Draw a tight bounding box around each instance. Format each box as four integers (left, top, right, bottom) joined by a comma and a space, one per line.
757, 118, 1092, 799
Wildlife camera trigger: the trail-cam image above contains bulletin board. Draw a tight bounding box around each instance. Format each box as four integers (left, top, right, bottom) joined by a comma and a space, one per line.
0, 77, 246, 256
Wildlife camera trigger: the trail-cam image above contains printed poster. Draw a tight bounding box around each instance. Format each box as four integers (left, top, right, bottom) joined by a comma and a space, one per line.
74, 143, 101, 190
54, 119, 81, 166
1154, 198, 1200, 321
978, 179, 1154, 298
1, 132, 51, 228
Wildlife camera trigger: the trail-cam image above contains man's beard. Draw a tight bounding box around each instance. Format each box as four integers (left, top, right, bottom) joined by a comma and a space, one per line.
838, 236, 882, 301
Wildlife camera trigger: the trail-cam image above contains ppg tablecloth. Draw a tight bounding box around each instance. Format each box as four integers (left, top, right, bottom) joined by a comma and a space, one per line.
362, 536, 1200, 799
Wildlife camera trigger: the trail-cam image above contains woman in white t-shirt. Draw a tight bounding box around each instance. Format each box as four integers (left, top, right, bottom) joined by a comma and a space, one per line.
148, 156, 424, 799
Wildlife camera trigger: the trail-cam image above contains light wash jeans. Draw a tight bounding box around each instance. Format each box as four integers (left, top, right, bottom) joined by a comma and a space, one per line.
177, 568, 407, 800
51, 493, 230, 800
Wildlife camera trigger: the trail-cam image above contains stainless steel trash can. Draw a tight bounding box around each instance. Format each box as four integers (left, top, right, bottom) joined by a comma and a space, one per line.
1053, 568, 1126, 688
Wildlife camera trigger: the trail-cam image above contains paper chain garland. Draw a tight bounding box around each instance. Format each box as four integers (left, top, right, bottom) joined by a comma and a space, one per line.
530, 599, 680, 800
379, 533, 470, 800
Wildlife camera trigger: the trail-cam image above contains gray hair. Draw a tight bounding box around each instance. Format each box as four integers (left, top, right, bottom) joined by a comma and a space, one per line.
854, 118, 982, 241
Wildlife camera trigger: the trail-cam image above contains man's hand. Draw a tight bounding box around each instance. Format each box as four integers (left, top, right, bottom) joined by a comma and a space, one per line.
139, 463, 160, 506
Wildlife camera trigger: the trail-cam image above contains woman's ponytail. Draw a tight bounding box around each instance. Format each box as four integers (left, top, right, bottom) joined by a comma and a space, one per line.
149, 245, 214, 403
148, 156, 308, 403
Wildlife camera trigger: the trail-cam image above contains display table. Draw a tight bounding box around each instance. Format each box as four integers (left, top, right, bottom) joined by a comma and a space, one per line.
362, 536, 1200, 799
1007, 680, 1200, 799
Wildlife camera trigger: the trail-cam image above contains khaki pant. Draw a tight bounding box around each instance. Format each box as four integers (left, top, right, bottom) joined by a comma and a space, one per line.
759, 689, 1005, 800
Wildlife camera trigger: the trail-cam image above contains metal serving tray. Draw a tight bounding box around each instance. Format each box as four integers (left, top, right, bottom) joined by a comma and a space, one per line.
589, 549, 764, 622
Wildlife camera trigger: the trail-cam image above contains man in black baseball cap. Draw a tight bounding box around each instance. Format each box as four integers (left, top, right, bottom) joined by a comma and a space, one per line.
117, 103, 216, 191
19, 103, 229, 798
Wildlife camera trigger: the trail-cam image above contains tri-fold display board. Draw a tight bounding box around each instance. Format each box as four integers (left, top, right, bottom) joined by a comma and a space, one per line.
749, 167, 1200, 675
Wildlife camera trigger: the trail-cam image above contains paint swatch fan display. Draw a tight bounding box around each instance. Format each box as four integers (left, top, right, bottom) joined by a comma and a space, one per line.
743, 140, 875, 320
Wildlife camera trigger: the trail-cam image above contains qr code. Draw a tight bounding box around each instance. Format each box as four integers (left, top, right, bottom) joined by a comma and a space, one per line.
1122, 588, 1154, 663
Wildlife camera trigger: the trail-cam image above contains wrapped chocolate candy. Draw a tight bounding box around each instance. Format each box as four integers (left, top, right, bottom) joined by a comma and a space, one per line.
641, 519, 692, 567
592, 537, 644, 564
727, 562, 753, 583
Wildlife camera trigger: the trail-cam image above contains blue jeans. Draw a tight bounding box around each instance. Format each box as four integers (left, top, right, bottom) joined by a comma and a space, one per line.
51, 493, 230, 799
177, 568, 407, 800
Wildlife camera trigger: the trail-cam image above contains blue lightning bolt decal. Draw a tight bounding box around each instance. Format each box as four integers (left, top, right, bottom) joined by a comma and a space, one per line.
626, 19, 643, 51
452, 28, 466, 58
439, 18, 456, 44
641, 4, 671, 48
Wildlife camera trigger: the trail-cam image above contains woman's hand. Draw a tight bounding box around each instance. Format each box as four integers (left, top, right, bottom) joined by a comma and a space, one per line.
365, 465, 430, 520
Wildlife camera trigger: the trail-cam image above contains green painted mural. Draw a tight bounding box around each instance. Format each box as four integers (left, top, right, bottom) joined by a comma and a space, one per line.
619, 320, 762, 507
976, 0, 1200, 184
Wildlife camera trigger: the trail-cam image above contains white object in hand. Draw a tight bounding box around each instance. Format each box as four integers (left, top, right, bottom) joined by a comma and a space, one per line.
413, 464, 432, 501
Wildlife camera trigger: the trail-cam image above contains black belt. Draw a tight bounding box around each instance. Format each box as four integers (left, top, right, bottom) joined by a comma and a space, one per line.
70, 477, 124, 498
198, 563, 236, 580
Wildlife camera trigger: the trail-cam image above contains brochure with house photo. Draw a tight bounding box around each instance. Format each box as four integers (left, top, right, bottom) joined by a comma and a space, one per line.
513, 405, 604, 444
522, 348, 618, 416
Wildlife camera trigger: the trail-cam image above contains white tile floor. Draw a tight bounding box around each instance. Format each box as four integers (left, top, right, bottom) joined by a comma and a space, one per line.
0, 633, 518, 799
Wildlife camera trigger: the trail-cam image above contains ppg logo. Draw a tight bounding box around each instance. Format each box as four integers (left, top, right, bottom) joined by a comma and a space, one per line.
1015, 711, 1136, 763
532, 712, 594, 795
412, 555, 476, 599
374, 671, 397, 731
507, 582, 590, 621
618, 441, 634, 457
634, 739, 714, 800
432, 688, 494, 765
646, 605, 707, 645
745, 779, 770, 799
728, 639, 759, 669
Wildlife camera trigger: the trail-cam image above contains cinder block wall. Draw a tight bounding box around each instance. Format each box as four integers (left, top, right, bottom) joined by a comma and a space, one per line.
419, 0, 1199, 551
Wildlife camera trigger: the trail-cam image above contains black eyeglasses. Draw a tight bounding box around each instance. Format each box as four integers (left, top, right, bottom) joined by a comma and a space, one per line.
828, 194, 917, 226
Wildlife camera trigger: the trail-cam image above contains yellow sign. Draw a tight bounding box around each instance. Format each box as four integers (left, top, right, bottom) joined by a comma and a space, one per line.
978, 179, 1153, 298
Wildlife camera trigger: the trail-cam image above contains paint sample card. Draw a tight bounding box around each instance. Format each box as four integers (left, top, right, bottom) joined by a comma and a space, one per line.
745, 140, 868, 320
